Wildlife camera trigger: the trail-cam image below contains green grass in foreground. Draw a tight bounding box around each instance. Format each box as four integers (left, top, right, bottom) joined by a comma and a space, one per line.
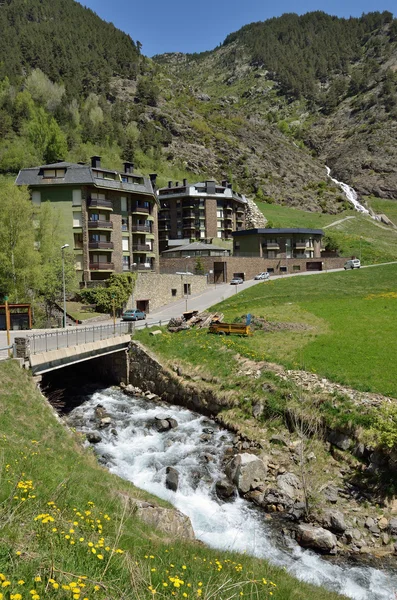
0, 361, 346, 600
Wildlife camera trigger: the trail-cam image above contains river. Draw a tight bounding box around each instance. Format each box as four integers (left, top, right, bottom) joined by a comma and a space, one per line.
67, 386, 397, 600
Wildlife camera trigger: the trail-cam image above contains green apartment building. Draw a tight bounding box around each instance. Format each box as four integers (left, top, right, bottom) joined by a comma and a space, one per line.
16, 157, 159, 284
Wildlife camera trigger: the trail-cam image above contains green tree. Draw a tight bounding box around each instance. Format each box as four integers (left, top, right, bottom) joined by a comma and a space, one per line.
0, 181, 40, 302
26, 107, 67, 163
35, 202, 76, 324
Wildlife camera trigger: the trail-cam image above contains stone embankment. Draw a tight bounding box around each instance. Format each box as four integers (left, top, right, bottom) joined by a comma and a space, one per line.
124, 342, 397, 559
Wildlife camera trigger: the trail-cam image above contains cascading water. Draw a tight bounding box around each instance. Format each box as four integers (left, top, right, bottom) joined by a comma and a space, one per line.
325, 167, 376, 218
68, 388, 397, 600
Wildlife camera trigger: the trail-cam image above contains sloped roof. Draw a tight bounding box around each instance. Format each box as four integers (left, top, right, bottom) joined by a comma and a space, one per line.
15, 162, 156, 198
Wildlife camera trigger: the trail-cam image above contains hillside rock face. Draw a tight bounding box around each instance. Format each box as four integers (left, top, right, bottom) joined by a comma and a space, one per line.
155, 15, 397, 208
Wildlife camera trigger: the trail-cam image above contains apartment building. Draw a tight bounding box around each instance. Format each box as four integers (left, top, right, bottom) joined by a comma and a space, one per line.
157, 179, 247, 252
16, 157, 159, 284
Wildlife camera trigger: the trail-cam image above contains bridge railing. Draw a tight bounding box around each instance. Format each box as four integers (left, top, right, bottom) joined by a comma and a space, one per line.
28, 322, 133, 355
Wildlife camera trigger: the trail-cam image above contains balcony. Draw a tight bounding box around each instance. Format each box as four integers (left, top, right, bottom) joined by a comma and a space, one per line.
295, 242, 310, 250
159, 224, 171, 231
89, 262, 114, 271
132, 263, 154, 271
88, 198, 113, 210
132, 204, 150, 215
236, 206, 245, 214
132, 244, 151, 252
183, 212, 195, 219
183, 223, 195, 230
131, 225, 151, 233
88, 241, 114, 250
158, 213, 170, 221
225, 205, 233, 212
88, 220, 113, 229
263, 242, 280, 249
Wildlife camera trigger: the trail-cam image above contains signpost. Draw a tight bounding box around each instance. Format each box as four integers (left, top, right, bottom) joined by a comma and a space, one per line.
4, 295, 11, 356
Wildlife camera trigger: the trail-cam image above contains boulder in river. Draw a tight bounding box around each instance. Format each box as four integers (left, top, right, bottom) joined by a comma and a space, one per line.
215, 479, 237, 501
226, 453, 267, 494
86, 432, 102, 444
296, 524, 337, 554
165, 467, 179, 492
95, 404, 109, 419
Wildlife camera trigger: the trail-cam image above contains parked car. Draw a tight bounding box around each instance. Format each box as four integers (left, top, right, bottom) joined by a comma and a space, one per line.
344, 259, 361, 270
122, 309, 146, 321
230, 277, 244, 285
254, 272, 270, 281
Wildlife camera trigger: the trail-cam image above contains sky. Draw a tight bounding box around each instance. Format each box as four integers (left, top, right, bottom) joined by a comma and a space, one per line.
81, 0, 396, 57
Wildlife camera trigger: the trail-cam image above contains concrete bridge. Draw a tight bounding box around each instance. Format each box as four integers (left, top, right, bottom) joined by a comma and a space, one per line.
14, 323, 133, 381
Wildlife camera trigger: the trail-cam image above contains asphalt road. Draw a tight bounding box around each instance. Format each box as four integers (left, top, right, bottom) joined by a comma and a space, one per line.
1, 261, 397, 357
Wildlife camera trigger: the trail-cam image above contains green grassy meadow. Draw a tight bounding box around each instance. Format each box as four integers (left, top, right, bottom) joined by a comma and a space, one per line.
211, 264, 397, 397
139, 265, 397, 399
0, 361, 346, 600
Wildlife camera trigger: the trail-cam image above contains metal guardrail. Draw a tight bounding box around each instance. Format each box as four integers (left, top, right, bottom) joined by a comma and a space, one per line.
28, 322, 133, 355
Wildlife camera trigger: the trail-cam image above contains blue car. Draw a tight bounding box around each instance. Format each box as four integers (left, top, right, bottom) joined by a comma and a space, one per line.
122, 309, 146, 321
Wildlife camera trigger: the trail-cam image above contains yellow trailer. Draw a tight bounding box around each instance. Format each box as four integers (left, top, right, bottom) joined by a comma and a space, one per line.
208, 322, 253, 336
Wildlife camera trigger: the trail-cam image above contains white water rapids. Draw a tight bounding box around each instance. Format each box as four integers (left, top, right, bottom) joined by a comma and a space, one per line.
325, 166, 376, 218
68, 388, 397, 600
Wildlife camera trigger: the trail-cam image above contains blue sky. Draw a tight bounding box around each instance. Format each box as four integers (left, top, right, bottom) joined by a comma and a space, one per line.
82, 0, 396, 57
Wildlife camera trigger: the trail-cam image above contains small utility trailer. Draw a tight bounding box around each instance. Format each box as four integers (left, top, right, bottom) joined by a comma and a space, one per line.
208, 322, 253, 336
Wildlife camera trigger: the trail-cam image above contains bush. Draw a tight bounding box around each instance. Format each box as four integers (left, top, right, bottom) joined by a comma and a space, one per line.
80, 273, 136, 313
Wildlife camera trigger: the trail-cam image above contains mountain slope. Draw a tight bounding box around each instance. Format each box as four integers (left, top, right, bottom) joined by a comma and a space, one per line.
155, 11, 397, 206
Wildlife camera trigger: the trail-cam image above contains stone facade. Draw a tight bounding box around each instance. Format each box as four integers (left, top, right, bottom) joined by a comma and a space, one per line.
160, 256, 347, 283
129, 272, 209, 313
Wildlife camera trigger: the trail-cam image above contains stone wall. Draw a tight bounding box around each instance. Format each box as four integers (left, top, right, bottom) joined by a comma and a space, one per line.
160, 256, 347, 282
129, 272, 208, 312
129, 341, 234, 415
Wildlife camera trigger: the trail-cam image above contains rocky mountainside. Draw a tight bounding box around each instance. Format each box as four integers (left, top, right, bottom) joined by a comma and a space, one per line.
0, 4, 396, 215
154, 12, 397, 211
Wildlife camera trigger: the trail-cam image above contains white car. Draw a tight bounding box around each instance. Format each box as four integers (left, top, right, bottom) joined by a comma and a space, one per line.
254, 272, 270, 281
344, 259, 361, 270
230, 277, 244, 285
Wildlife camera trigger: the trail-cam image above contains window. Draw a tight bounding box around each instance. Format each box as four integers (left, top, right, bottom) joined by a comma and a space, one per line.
122, 256, 130, 271
43, 169, 65, 178
183, 283, 191, 295
121, 197, 127, 212
293, 265, 301, 272
32, 191, 41, 207
74, 233, 83, 248
73, 212, 82, 227
90, 213, 99, 221
72, 190, 82, 206
280, 266, 287, 273
121, 218, 128, 231
217, 231, 222, 238
75, 255, 83, 270
267, 268, 274, 273
171, 289, 177, 297
122, 238, 129, 251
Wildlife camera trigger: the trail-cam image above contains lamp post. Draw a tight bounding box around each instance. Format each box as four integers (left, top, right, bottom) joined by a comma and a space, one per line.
4, 295, 11, 357
185, 256, 191, 312
61, 244, 69, 328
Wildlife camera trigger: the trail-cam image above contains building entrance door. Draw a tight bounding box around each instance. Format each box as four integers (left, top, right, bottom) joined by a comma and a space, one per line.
136, 299, 150, 313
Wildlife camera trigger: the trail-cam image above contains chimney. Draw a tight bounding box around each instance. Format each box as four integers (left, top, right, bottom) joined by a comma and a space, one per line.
124, 161, 134, 174
227, 183, 232, 189
149, 173, 157, 190
175, 181, 179, 187
183, 178, 187, 187
91, 156, 101, 169
221, 180, 227, 187
168, 181, 172, 188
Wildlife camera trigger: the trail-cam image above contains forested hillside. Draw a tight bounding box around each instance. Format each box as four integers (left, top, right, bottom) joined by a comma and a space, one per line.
0, 1, 396, 211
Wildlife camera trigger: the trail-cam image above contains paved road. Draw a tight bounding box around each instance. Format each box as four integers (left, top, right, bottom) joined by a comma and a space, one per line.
2, 260, 397, 358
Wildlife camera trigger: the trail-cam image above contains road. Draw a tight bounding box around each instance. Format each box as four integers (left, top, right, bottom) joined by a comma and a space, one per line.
2, 261, 397, 357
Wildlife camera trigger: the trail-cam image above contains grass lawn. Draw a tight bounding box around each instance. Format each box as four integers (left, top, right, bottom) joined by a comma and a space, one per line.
205, 264, 397, 397
66, 301, 105, 321
0, 361, 346, 600
366, 196, 397, 225
256, 202, 355, 229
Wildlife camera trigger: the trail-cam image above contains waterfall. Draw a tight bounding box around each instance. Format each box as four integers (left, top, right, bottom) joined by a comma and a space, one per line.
325, 167, 374, 217
68, 387, 397, 600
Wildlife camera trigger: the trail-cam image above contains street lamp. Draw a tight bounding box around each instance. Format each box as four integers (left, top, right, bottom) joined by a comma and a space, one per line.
61, 244, 69, 328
